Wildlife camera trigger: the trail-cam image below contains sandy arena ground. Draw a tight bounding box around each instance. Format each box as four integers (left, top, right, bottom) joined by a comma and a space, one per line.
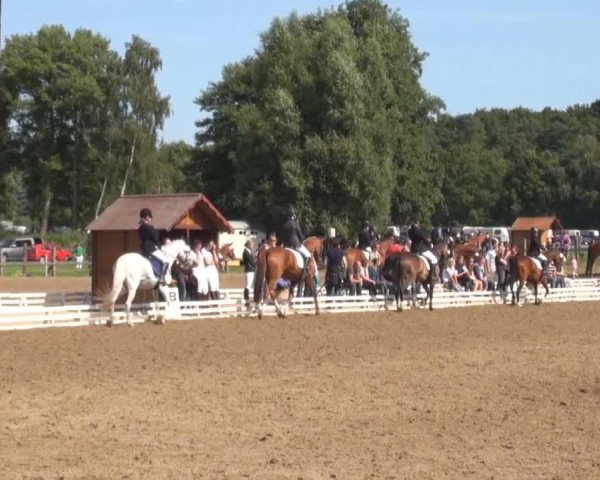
1, 302, 599, 479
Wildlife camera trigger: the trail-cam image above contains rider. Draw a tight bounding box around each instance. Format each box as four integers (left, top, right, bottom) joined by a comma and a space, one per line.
431, 225, 443, 245
408, 220, 438, 279
358, 221, 378, 260
138, 208, 169, 285
281, 208, 312, 279
527, 227, 548, 274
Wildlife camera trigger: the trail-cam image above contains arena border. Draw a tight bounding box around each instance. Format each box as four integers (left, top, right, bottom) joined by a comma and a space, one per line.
1, 279, 599, 331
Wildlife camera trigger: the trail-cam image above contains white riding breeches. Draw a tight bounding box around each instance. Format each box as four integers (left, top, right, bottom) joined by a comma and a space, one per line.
421, 250, 438, 265
192, 266, 208, 295
538, 254, 547, 262
206, 264, 220, 292
296, 244, 311, 260
244, 271, 255, 290
151, 249, 169, 263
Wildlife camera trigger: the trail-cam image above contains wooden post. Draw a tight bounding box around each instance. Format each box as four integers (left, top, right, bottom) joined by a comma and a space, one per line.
51, 246, 57, 277
22, 246, 27, 276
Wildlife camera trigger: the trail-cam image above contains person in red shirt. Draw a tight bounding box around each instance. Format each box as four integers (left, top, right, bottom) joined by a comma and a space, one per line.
386, 236, 404, 256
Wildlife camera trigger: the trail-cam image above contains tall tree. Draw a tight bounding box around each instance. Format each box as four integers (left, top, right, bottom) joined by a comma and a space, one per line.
193, 0, 442, 236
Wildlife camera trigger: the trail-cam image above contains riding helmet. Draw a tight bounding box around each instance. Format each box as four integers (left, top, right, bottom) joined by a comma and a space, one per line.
140, 208, 153, 219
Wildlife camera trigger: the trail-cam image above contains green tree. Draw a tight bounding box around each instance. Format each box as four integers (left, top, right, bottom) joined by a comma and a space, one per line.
193, 0, 441, 236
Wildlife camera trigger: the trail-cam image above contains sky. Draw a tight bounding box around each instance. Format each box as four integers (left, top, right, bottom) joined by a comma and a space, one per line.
3, 1, 599, 144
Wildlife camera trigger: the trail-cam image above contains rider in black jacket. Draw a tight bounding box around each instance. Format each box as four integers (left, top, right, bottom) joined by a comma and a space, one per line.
527, 227, 547, 273
138, 208, 168, 284
281, 208, 311, 278
408, 221, 438, 279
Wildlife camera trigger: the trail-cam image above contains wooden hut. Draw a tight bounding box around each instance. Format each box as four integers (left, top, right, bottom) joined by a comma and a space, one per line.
86, 193, 233, 296
510, 216, 562, 253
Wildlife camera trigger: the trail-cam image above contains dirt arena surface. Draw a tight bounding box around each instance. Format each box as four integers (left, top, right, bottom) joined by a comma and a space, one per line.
1, 303, 599, 479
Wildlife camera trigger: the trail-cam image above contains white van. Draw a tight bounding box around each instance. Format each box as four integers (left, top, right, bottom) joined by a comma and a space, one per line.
218, 220, 265, 259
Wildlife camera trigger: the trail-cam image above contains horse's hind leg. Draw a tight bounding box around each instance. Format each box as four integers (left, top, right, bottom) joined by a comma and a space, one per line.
397, 283, 404, 312
124, 287, 136, 326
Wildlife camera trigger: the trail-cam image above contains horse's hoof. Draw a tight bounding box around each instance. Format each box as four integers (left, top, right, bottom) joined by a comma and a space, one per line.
127, 322, 134, 328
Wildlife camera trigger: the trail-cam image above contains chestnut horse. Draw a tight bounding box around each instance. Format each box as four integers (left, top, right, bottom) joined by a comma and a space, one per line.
381, 252, 434, 311
253, 247, 319, 319
585, 241, 600, 276
219, 243, 236, 272
505, 250, 563, 306
303, 236, 325, 266
344, 248, 368, 270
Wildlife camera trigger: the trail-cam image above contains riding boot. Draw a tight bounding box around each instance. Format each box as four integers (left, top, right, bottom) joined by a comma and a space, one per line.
243, 288, 249, 301
157, 262, 169, 286
429, 261, 437, 281
542, 259, 548, 276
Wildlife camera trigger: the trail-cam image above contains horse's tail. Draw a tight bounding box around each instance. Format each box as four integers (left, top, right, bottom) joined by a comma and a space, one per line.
254, 250, 268, 304
101, 257, 126, 310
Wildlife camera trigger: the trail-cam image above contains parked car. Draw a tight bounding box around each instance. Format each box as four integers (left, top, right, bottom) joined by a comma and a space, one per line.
0, 237, 43, 262
27, 243, 73, 263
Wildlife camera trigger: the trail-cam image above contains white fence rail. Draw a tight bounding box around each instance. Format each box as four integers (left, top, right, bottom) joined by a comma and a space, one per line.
1, 279, 599, 331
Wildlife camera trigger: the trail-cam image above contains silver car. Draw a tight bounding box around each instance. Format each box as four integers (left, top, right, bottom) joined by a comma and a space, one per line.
0, 237, 43, 262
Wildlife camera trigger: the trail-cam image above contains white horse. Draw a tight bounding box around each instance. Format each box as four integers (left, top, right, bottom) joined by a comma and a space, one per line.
102, 239, 193, 326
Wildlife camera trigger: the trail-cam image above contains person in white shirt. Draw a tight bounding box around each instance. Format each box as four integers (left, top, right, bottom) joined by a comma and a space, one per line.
202, 239, 221, 300
442, 258, 461, 291
485, 239, 498, 290
191, 241, 208, 299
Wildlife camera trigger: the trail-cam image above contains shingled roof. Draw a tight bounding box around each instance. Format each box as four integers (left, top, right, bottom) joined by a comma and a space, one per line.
86, 193, 233, 233
511, 216, 562, 231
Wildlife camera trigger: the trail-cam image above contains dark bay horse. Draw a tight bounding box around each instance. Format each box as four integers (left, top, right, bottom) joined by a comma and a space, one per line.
253, 247, 319, 319
586, 241, 600, 276
381, 252, 434, 311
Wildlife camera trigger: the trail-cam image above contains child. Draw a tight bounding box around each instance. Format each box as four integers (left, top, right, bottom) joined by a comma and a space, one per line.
571, 256, 578, 279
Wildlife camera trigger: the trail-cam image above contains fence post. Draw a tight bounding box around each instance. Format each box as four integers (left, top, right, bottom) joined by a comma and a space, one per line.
51, 246, 57, 277
22, 247, 27, 276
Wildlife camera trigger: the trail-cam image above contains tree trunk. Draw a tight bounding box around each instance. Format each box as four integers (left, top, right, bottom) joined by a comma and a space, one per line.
95, 176, 108, 218
120, 138, 136, 196
40, 190, 52, 236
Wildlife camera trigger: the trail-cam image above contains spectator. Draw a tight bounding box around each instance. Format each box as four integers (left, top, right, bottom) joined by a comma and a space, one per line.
442, 258, 461, 291
325, 238, 345, 296
571, 255, 578, 279
474, 256, 490, 290
495, 244, 509, 292
468, 257, 484, 291
456, 256, 473, 291
561, 231, 571, 256
485, 239, 497, 290
348, 260, 363, 296
74, 243, 85, 270
242, 240, 257, 306
191, 240, 208, 300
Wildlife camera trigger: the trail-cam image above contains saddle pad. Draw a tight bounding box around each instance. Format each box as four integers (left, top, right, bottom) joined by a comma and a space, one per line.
149, 257, 163, 278
418, 255, 430, 271
529, 257, 542, 270
285, 248, 304, 269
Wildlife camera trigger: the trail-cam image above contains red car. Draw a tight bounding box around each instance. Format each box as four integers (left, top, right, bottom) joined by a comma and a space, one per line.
27, 243, 73, 263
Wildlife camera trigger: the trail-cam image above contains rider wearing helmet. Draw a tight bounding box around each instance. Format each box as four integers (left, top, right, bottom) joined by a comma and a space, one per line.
138, 208, 169, 285
527, 227, 548, 274
408, 220, 438, 279
281, 208, 312, 278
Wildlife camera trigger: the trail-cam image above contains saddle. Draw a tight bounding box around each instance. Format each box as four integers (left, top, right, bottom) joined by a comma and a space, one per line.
149, 257, 163, 278
285, 248, 305, 269
528, 257, 542, 270
417, 255, 431, 272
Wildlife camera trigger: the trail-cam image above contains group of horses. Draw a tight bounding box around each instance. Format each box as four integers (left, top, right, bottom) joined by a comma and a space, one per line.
102, 231, 599, 326
254, 232, 575, 318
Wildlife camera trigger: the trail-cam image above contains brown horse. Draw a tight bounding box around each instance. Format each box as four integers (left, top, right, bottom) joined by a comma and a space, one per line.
505, 251, 562, 306
586, 241, 600, 276
452, 243, 480, 262
344, 248, 368, 270
253, 247, 319, 319
381, 252, 434, 311
303, 236, 325, 266
219, 243, 236, 272
373, 237, 395, 264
